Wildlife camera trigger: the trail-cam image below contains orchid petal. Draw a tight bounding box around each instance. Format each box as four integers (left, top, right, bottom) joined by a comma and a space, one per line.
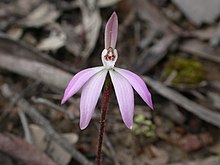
80, 70, 108, 129
109, 70, 134, 129
105, 12, 118, 49
115, 68, 153, 109
61, 66, 104, 104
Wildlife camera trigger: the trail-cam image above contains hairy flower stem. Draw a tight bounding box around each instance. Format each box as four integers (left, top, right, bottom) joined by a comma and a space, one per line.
96, 75, 112, 165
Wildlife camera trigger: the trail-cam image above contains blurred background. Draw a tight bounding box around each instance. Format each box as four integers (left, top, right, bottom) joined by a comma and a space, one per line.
0, 0, 220, 165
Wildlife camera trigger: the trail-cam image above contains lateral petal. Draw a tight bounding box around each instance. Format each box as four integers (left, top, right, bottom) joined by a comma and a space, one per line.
61, 66, 104, 104
80, 69, 108, 129
115, 68, 153, 109
109, 70, 134, 129
105, 12, 118, 49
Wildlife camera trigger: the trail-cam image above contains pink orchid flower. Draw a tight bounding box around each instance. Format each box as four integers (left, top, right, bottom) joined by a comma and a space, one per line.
61, 12, 153, 130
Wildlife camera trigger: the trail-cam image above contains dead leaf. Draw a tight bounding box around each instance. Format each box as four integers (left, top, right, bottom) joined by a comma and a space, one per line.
98, 0, 120, 7
172, 0, 220, 26
37, 23, 66, 51
179, 133, 214, 152
63, 0, 101, 58
180, 40, 220, 64
168, 156, 218, 165
6, 26, 23, 40
81, 8, 101, 58
15, 0, 43, 16
61, 23, 82, 56
22, 32, 38, 45
0, 0, 42, 29
134, 146, 169, 165
46, 134, 78, 165
208, 141, 220, 154
30, 124, 48, 151
158, 102, 186, 124
20, 2, 60, 27
30, 124, 78, 165
191, 27, 217, 41
207, 92, 220, 110
146, 146, 169, 165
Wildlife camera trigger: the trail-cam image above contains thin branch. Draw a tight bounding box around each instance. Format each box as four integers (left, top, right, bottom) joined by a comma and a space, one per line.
18, 110, 33, 144
31, 96, 74, 120
143, 76, 220, 128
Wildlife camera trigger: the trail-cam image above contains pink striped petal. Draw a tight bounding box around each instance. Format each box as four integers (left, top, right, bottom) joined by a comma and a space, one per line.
109, 70, 134, 129
105, 12, 118, 49
61, 67, 104, 104
80, 70, 108, 129
115, 68, 153, 109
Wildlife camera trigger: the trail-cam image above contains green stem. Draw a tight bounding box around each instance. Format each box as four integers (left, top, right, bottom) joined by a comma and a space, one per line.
96, 75, 112, 165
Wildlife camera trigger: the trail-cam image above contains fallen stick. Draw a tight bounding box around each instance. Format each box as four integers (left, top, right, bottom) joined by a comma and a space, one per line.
0, 54, 72, 89
1, 84, 93, 165
18, 110, 33, 144
180, 40, 220, 64
31, 96, 74, 119
131, 34, 177, 74
143, 76, 220, 128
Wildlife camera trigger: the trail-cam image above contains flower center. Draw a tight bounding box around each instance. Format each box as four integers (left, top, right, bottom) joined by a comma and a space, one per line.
104, 47, 116, 61
101, 47, 118, 68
